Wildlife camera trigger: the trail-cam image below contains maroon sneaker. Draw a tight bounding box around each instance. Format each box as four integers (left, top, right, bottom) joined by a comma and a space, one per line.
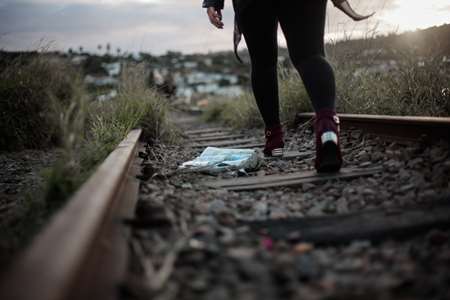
263, 124, 284, 157
314, 109, 342, 172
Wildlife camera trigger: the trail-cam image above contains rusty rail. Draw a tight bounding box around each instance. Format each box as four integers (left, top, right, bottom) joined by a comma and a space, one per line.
296, 113, 450, 141
0, 129, 142, 300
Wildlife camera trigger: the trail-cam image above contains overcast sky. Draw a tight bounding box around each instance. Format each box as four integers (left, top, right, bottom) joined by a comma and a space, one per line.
0, 0, 449, 54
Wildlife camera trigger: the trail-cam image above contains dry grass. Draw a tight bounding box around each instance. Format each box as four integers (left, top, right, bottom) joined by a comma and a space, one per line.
202, 66, 313, 129
203, 53, 450, 129
45, 62, 177, 206
335, 58, 450, 116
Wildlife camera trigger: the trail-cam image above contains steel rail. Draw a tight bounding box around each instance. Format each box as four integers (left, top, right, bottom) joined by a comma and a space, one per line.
296, 113, 450, 141
0, 129, 142, 300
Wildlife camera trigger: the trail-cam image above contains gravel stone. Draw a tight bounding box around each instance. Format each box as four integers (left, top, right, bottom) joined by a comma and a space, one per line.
124, 113, 450, 300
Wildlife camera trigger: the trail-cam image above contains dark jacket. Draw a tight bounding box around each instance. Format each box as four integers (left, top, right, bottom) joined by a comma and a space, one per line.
202, 0, 224, 9
202, 0, 251, 14
202, 0, 363, 16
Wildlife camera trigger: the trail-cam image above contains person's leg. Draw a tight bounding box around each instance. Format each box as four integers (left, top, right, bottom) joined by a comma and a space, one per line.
279, 0, 342, 171
238, 1, 284, 156
238, 1, 279, 128
278, 0, 336, 112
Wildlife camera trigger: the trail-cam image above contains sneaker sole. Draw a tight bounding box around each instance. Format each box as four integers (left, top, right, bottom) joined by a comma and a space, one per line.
317, 141, 342, 173
264, 148, 283, 157
271, 148, 283, 157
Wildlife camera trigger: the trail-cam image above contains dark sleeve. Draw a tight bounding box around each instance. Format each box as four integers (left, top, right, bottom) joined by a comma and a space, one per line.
202, 0, 225, 9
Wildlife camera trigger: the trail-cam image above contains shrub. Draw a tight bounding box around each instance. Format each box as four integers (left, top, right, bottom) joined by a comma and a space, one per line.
1, 57, 176, 261
0, 55, 85, 150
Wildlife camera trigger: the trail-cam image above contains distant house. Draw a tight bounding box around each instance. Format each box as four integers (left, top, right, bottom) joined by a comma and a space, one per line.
173, 70, 244, 100
183, 61, 198, 69
85, 75, 118, 87
362, 48, 386, 57
196, 83, 219, 94
153, 69, 166, 85
176, 87, 195, 100
204, 58, 213, 67
71, 55, 87, 65
443, 56, 450, 65
102, 62, 121, 77
354, 60, 398, 76
215, 85, 244, 97
97, 89, 118, 102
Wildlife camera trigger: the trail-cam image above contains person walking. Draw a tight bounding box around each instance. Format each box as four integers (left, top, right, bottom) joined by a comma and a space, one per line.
203, 0, 372, 173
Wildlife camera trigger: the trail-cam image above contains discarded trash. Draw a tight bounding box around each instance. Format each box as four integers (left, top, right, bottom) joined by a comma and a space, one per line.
179, 147, 261, 174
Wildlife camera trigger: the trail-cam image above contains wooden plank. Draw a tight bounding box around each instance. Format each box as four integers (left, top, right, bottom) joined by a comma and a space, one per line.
189, 132, 234, 138
191, 143, 266, 153
229, 170, 380, 191
205, 167, 381, 188
0, 130, 142, 300
263, 151, 314, 161
244, 201, 450, 244
185, 127, 228, 135
173, 116, 198, 125
191, 134, 247, 142
204, 167, 382, 191
222, 143, 265, 149
191, 138, 262, 148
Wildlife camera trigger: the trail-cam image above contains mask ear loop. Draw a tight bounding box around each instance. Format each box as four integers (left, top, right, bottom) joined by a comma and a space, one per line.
332, 0, 375, 21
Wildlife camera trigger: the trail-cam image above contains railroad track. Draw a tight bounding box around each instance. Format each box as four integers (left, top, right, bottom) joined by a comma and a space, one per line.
296, 113, 450, 141
1, 113, 449, 300
0, 130, 143, 300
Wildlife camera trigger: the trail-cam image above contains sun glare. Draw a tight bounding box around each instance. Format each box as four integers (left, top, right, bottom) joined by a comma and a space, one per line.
380, 0, 450, 31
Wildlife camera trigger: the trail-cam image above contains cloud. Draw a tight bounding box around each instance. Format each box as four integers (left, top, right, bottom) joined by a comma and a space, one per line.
0, 0, 448, 54
0, 0, 234, 53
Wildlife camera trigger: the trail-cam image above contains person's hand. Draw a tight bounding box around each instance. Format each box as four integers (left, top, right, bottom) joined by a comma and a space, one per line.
207, 7, 224, 29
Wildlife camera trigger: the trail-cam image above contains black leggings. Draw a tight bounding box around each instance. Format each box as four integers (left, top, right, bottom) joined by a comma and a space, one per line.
238, 0, 336, 127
